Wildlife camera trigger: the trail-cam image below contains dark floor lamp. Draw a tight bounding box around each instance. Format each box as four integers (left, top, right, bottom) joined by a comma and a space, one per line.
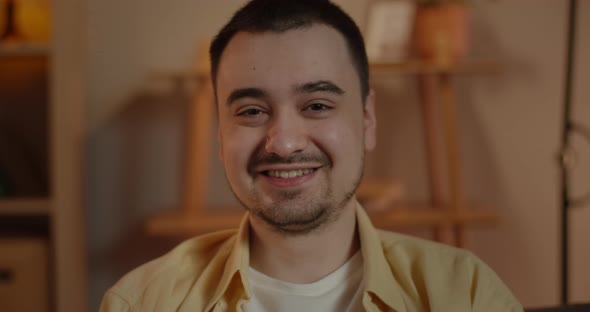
559, 0, 590, 305
0, 0, 20, 42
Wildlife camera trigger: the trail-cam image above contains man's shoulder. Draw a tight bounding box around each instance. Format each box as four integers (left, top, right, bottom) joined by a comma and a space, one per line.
375, 229, 522, 311
376, 229, 475, 261
104, 229, 238, 308
375, 229, 501, 289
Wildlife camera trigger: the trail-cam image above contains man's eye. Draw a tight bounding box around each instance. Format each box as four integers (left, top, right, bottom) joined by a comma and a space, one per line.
305, 103, 332, 111
237, 108, 264, 116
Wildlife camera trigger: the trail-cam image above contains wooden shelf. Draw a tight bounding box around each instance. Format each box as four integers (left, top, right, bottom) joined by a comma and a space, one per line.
145, 204, 498, 237
0, 198, 51, 216
146, 177, 405, 236
151, 60, 501, 84
369, 204, 498, 228
370, 60, 501, 75
0, 43, 50, 56
146, 209, 243, 236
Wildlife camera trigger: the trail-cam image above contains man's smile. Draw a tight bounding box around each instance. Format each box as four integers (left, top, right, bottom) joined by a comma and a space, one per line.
249, 153, 331, 186
257, 166, 322, 188
265, 168, 316, 178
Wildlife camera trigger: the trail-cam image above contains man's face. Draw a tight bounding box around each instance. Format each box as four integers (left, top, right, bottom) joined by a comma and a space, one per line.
216, 24, 376, 234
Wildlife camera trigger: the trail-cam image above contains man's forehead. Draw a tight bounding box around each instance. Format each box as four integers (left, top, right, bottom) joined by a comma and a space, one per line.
231, 23, 344, 45
219, 24, 350, 66
216, 24, 357, 91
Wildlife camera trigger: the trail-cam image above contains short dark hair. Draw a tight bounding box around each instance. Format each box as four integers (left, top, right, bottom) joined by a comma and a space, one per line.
209, 0, 369, 99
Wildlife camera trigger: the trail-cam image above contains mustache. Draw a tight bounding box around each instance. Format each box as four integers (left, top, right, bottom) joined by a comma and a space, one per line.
248, 151, 331, 174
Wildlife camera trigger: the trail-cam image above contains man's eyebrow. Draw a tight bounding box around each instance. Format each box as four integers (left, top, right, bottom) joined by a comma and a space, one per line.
295, 80, 345, 95
226, 88, 268, 106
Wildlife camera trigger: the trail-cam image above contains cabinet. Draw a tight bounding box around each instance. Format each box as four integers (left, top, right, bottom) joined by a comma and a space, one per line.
0, 238, 49, 312
0, 0, 87, 311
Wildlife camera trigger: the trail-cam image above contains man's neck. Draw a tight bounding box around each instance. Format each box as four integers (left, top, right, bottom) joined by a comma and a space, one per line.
248, 200, 360, 284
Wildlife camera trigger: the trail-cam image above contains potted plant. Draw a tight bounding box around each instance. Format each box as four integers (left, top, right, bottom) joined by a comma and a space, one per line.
412, 0, 469, 66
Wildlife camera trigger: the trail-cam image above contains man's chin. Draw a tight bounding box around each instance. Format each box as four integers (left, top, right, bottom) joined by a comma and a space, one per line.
252, 203, 331, 236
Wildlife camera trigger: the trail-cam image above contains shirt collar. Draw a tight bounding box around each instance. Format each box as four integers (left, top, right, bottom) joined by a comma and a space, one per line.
205, 213, 252, 311
207, 203, 406, 312
356, 203, 406, 311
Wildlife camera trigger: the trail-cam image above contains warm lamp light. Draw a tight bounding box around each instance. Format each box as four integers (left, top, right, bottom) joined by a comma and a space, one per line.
0, 0, 50, 44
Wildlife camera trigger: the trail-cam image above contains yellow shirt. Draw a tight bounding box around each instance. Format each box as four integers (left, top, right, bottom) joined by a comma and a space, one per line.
100, 204, 523, 312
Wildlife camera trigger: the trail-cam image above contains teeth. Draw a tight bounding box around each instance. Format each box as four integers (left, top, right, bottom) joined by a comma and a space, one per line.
268, 169, 315, 178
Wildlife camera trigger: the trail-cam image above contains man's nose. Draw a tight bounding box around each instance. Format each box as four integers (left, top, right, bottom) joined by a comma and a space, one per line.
264, 114, 309, 158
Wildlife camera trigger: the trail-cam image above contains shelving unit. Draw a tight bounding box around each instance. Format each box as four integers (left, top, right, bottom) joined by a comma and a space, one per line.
374, 60, 502, 246
0, 199, 51, 215
0, 43, 52, 312
146, 204, 496, 237
0, 44, 50, 56
0, 0, 88, 311
145, 60, 500, 247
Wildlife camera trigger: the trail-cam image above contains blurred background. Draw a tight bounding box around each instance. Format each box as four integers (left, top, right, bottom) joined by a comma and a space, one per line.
0, 0, 589, 311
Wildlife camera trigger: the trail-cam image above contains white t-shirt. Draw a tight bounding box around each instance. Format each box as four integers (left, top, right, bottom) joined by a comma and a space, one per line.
243, 252, 364, 312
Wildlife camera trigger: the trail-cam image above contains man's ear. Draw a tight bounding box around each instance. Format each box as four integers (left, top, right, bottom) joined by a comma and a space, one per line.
363, 89, 377, 151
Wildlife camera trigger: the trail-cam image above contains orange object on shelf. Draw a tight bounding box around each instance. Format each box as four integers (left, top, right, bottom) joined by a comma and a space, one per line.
412, 3, 469, 67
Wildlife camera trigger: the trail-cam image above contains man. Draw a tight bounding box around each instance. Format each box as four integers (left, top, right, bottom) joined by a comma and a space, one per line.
100, 0, 523, 311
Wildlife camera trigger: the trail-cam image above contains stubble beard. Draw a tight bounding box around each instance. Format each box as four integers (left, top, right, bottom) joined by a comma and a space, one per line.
229, 150, 365, 236
252, 183, 335, 235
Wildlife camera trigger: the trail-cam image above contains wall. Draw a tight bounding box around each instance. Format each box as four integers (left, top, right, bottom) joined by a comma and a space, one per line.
86, 0, 590, 310
465, 1, 590, 306
464, 1, 565, 306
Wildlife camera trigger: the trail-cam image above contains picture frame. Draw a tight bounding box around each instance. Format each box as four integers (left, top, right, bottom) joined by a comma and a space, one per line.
364, 0, 416, 62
